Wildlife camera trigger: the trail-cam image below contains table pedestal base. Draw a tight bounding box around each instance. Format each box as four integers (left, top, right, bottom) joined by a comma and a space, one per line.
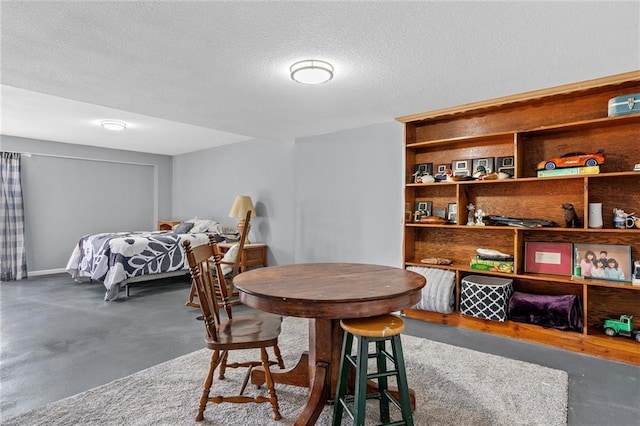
251, 352, 312, 388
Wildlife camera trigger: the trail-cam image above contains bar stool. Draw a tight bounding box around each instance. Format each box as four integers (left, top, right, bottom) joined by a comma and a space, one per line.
333, 314, 413, 426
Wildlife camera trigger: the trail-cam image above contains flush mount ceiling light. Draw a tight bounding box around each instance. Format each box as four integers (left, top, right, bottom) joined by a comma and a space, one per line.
290, 59, 334, 85
99, 119, 127, 130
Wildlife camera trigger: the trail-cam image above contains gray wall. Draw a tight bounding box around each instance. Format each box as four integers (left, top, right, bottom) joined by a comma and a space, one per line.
171, 122, 404, 268
172, 137, 295, 267
292, 122, 404, 266
1, 135, 173, 272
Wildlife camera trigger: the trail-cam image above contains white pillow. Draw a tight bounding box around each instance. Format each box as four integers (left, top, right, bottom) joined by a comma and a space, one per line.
187, 219, 218, 233
220, 244, 240, 277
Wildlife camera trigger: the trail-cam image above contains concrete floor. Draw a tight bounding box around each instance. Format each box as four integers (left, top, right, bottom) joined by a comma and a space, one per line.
1, 273, 639, 425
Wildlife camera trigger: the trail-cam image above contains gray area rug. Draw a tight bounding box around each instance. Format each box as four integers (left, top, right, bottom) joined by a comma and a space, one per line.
5, 316, 568, 426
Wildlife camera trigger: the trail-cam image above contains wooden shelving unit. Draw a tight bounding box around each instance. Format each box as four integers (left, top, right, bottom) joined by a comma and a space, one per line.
397, 71, 640, 365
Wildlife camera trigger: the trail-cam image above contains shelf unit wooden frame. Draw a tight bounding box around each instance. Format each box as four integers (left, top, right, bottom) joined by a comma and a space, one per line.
397, 70, 640, 365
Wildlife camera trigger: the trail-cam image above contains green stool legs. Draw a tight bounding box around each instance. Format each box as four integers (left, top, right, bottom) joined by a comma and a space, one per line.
332, 331, 414, 426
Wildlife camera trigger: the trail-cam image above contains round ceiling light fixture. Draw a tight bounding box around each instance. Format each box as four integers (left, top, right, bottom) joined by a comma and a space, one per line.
290, 59, 334, 85
99, 119, 127, 131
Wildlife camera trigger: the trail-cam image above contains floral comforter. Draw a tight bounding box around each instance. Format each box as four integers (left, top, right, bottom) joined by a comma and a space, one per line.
65, 231, 210, 301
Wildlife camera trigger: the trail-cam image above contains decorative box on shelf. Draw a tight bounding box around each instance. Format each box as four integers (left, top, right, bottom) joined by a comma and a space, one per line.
608, 93, 640, 117
460, 275, 514, 322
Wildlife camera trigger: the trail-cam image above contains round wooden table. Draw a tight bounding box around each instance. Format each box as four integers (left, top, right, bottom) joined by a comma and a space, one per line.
234, 263, 426, 426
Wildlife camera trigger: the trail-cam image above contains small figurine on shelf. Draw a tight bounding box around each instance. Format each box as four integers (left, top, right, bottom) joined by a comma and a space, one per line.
413, 170, 435, 184
572, 246, 584, 280
613, 208, 635, 229
561, 203, 582, 228
421, 173, 435, 183
466, 203, 475, 226
480, 171, 511, 180
475, 208, 486, 226
472, 165, 488, 179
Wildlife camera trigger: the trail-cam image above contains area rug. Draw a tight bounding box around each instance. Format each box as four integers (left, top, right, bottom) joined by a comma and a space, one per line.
4, 317, 568, 426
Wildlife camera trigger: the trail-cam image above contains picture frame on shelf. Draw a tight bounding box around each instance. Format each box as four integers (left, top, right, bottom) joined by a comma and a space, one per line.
496, 156, 515, 176
573, 243, 632, 282
436, 164, 450, 174
447, 203, 457, 223
472, 157, 495, 175
434, 163, 451, 181
414, 163, 433, 176
452, 159, 472, 176
433, 207, 447, 219
524, 242, 573, 276
413, 162, 434, 183
413, 201, 432, 222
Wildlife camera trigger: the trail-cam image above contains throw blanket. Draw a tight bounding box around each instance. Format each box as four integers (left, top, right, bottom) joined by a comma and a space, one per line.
66, 231, 210, 301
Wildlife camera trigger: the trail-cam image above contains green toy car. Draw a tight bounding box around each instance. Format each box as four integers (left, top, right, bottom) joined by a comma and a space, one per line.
603, 315, 640, 342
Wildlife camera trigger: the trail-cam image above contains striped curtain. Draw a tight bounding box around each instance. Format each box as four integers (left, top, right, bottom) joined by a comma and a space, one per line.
0, 152, 27, 281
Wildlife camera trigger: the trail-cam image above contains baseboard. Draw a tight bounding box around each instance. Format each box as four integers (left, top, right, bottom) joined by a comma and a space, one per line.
28, 268, 66, 276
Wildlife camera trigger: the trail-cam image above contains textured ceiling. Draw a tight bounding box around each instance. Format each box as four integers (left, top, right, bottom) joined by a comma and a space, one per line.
1, 1, 639, 155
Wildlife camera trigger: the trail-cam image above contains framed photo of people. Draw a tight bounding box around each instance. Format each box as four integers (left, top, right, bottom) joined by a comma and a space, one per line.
573, 243, 632, 282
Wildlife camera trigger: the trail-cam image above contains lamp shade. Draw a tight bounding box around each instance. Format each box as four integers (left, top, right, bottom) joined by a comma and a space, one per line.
228, 195, 256, 218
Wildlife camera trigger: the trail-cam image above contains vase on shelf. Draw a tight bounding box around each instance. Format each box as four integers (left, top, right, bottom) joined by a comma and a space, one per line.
588, 203, 603, 229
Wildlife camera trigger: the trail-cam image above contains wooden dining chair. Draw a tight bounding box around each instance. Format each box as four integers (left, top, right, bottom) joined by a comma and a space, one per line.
184, 210, 251, 309
183, 234, 285, 422
217, 209, 251, 306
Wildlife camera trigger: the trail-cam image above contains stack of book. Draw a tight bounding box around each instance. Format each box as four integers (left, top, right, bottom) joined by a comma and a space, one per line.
537, 165, 600, 177
469, 257, 514, 273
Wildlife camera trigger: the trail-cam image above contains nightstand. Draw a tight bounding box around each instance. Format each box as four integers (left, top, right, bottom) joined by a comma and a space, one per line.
157, 220, 181, 231
218, 243, 267, 272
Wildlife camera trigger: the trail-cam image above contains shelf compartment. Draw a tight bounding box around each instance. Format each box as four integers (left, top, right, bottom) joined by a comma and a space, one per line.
588, 174, 640, 228
521, 113, 640, 136
402, 308, 640, 365
462, 178, 585, 226
509, 276, 583, 296
405, 185, 456, 223
408, 139, 513, 181
586, 286, 640, 335
406, 226, 515, 267
399, 74, 640, 142
518, 118, 640, 178
521, 228, 640, 244
406, 131, 514, 149
410, 185, 456, 208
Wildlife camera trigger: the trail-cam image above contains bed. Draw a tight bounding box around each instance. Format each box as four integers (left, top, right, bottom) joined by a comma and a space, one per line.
66, 219, 236, 301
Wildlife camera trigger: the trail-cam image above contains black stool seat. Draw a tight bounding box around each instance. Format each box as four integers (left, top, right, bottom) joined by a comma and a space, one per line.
333, 314, 413, 426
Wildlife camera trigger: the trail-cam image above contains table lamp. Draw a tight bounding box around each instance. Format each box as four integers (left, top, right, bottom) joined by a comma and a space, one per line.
228, 195, 256, 243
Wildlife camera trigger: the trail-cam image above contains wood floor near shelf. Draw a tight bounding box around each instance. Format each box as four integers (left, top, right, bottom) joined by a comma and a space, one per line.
402, 308, 640, 365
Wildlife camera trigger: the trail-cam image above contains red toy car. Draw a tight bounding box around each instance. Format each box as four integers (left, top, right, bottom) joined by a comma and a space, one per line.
536, 151, 605, 171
